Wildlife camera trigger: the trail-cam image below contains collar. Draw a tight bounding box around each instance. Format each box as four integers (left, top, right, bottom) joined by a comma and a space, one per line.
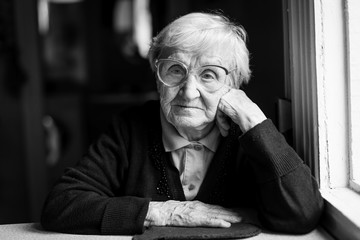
160, 109, 221, 152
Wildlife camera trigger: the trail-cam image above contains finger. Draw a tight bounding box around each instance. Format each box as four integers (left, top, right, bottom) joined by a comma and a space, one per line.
218, 97, 237, 121
201, 202, 237, 215
201, 205, 242, 223
215, 213, 242, 223
206, 210, 242, 223
216, 109, 230, 137
204, 218, 231, 228
187, 201, 241, 221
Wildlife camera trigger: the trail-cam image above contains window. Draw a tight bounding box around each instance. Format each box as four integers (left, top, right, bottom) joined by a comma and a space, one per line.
285, 0, 360, 239
314, 0, 360, 193
347, 0, 360, 192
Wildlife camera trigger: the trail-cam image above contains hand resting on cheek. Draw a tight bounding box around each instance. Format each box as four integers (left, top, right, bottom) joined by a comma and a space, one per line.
216, 89, 267, 135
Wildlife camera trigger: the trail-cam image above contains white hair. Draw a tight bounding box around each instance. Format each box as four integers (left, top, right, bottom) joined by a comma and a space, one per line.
148, 12, 251, 88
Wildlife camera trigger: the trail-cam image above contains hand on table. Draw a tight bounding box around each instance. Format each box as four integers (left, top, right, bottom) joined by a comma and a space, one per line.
144, 200, 242, 228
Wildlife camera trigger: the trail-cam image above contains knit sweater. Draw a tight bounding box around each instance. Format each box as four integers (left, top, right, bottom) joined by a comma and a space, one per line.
40, 100, 324, 235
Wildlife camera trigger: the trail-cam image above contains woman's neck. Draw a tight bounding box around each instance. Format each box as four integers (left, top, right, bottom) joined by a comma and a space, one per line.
175, 122, 215, 141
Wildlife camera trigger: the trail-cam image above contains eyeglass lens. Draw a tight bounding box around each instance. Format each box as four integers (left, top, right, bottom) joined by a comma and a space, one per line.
157, 60, 227, 91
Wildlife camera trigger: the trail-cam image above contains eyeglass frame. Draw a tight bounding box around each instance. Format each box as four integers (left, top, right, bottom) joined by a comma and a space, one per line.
154, 58, 236, 88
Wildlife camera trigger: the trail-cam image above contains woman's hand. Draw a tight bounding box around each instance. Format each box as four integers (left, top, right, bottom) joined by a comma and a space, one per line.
216, 89, 267, 135
144, 200, 242, 228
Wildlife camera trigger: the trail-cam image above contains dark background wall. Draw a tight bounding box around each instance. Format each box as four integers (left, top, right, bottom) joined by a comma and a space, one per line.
0, 0, 287, 223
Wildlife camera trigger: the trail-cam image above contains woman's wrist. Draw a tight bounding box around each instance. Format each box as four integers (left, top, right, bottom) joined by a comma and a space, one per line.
144, 201, 177, 227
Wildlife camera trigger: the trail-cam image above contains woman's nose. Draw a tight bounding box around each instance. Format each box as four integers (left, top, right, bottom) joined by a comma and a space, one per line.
179, 75, 200, 100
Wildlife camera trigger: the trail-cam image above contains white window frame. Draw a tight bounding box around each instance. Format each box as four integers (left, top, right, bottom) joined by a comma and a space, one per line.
285, 0, 360, 239
347, 0, 360, 192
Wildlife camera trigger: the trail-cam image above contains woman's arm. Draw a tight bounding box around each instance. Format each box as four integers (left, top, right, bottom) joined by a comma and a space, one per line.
217, 89, 324, 234
239, 120, 324, 234
41, 118, 150, 235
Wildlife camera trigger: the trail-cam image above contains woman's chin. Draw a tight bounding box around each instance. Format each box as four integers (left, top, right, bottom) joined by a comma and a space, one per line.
170, 115, 211, 130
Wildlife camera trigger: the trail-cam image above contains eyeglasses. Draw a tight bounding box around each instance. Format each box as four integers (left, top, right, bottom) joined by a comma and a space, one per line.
155, 59, 234, 92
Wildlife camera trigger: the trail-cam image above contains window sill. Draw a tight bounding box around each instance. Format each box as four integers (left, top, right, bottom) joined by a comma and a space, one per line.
321, 188, 360, 240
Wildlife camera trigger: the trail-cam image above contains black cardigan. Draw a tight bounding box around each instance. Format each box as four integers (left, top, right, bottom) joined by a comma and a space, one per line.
41, 100, 324, 235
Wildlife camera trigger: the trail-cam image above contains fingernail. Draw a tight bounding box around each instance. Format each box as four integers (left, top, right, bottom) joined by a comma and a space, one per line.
223, 222, 231, 228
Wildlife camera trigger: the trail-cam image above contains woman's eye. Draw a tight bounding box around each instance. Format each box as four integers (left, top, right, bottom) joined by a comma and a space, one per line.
201, 70, 217, 80
168, 65, 185, 76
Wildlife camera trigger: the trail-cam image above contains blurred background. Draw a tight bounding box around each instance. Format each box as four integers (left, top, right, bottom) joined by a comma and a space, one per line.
0, 0, 290, 224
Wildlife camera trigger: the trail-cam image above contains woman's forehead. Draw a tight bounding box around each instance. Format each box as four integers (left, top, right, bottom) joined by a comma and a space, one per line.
159, 46, 233, 67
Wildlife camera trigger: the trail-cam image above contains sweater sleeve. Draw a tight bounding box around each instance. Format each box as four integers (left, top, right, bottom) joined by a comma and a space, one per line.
238, 119, 324, 234
41, 117, 150, 235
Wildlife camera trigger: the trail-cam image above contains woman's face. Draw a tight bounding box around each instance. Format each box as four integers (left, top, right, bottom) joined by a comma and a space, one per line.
157, 46, 234, 132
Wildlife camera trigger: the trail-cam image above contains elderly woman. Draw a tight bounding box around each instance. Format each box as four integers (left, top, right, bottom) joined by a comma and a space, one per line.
41, 12, 323, 235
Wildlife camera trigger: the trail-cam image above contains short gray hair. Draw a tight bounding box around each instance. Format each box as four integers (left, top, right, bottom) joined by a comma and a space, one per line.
148, 12, 251, 88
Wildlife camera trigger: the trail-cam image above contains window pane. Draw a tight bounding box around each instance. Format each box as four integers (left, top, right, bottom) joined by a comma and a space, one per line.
348, 0, 360, 185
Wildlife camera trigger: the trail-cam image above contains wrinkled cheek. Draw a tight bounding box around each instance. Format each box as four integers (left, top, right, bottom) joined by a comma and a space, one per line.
158, 85, 178, 117
201, 99, 219, 124
158, 84, 178, 100
201, 86, 230, 121
203, 97, 222, 121
205, 109, 217, 123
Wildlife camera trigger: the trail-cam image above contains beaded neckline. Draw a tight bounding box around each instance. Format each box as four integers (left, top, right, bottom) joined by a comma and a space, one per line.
148, 115, 239, 203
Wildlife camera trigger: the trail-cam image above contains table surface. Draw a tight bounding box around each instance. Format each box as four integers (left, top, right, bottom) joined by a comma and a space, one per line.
0, 223, 334, 240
